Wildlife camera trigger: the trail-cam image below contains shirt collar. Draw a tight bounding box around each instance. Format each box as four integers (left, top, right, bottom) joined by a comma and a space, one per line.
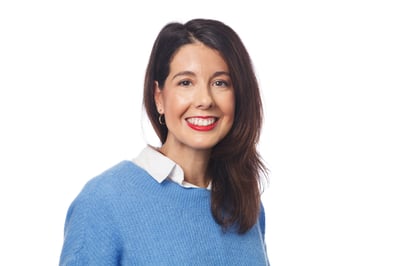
133, 145, 176, 183
132, 145, 211, 190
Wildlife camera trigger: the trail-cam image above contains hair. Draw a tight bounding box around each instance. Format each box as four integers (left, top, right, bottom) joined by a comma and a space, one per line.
143, 18, 267, 234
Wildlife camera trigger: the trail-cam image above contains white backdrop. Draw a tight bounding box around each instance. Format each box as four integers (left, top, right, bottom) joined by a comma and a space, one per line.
1, 1, 399, 265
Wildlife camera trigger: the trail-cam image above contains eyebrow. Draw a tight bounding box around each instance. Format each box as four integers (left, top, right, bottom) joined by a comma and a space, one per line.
172, 71, 195, 80
172, 71, 231, 80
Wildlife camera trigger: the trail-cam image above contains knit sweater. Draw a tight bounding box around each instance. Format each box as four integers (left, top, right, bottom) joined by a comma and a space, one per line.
60, 161, 269, 265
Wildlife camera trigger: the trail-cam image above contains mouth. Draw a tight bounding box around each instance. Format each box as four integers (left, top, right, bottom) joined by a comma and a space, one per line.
185, 116, 219, 131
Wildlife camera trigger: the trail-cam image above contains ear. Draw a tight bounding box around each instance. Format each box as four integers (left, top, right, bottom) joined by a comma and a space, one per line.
154, 81, 164, 114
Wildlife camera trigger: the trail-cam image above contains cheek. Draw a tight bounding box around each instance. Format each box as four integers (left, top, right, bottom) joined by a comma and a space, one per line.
163, 92, 191, 114
220, 93, 235, 117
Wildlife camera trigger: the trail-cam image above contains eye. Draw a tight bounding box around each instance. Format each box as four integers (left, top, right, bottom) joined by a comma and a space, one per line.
213, 80, 230, 87
178, 80, 192, 87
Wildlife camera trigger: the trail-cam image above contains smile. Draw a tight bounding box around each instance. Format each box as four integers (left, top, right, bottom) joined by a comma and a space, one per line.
186, 117, 218, 131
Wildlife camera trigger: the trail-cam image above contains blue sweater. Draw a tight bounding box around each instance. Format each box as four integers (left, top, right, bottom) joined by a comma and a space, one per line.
60, 161, 269, 265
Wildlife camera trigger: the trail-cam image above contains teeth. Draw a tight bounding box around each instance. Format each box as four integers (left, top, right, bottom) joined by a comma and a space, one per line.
187, 117, 216, 126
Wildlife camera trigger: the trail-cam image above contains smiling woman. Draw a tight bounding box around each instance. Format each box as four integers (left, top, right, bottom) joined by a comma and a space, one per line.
60, 18, 269, 265
154, 42, 235, 155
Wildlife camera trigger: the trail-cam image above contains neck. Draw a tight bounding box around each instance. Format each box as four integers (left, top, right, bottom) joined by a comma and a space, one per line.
159, 143, 211, 188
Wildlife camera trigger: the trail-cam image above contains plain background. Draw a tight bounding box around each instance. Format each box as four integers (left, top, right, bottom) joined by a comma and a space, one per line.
1, 0, 399, 265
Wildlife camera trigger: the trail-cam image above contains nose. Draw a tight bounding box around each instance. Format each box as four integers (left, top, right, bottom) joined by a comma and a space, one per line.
195, 84, 214, 109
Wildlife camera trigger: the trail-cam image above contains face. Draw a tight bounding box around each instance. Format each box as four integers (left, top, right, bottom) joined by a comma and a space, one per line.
154, 42, 235, 152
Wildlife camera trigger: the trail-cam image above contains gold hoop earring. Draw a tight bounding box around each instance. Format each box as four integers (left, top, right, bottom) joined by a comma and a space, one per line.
158, 114, 166, 125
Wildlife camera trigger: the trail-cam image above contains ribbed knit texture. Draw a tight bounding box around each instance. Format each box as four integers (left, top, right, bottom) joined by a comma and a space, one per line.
60, 161, 269, 265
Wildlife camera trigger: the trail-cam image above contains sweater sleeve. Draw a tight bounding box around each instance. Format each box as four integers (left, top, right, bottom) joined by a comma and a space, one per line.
259, 203, 266, 240
259, 203, 270, 265
59, 182, 122, 266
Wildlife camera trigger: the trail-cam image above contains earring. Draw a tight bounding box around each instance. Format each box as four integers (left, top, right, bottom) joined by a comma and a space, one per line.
158, 114, 166, 125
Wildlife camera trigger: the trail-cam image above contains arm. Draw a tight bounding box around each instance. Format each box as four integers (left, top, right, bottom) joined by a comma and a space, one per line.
59, 186, 122, 266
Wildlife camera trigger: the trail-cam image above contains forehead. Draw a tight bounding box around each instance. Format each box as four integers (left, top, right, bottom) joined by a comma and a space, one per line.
169, 43, 229, 73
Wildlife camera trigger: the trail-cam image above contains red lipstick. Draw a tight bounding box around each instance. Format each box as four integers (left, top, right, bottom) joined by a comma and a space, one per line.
186, 116, 218, 131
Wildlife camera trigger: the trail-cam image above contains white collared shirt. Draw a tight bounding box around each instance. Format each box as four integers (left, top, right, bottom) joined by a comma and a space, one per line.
132, 145, 211, 190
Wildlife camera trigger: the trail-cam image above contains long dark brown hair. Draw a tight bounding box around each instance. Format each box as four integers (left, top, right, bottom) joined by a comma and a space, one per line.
143, 18, 267, 234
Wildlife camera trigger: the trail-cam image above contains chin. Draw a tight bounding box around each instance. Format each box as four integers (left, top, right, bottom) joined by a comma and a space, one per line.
187, 140, 218, 151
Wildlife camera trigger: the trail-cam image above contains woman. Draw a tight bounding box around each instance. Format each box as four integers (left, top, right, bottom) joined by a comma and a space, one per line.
60, 18, 269, 265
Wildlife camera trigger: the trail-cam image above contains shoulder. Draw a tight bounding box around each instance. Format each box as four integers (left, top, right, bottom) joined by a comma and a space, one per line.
65, 160, 150, 218
60, 161, 144, 265
78, 160, 147, 198
61, 161, 148, 256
